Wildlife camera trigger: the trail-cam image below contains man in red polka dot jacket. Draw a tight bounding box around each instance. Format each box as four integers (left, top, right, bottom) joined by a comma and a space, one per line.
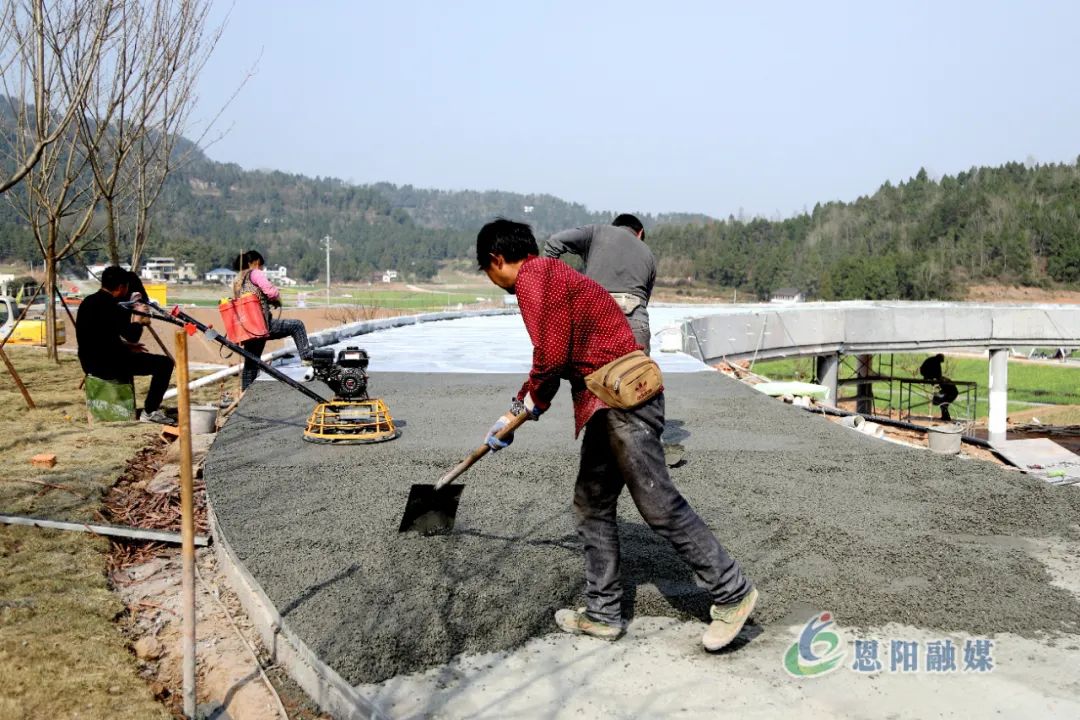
476, 218, 757, 651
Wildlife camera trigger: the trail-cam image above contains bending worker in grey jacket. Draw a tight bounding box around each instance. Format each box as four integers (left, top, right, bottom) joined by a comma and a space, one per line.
543, 213, 656, 352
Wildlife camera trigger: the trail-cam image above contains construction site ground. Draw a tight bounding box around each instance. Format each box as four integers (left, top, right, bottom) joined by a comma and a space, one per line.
205, 372, 1080, 717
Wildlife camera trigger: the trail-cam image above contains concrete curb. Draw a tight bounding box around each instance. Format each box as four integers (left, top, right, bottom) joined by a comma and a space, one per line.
208, 504, 388, 720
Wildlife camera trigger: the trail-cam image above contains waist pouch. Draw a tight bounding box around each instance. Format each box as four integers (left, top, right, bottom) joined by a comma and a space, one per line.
584, 350, 663, 410
610, 292, 643, 315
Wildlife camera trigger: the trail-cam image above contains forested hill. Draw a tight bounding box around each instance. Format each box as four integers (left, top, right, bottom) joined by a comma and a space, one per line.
2, 105, 1079, 296
650, 162, 1080, 300
369, 182, 714, 235
0, 122, 711, 281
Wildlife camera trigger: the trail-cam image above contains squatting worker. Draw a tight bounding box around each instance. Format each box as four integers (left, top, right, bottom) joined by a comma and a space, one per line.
477, 218, 757, 650
543, 214, 655, 353
76, 265, 175, 424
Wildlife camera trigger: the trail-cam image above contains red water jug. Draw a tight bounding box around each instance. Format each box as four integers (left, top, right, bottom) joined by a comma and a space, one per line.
219, 293, 269, 342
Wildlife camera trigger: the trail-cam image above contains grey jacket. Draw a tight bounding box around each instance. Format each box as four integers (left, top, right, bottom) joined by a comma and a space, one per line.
542, 224, 656, 303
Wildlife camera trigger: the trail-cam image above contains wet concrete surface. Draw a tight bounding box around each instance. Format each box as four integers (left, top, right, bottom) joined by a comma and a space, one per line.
204, 372, 1080, 685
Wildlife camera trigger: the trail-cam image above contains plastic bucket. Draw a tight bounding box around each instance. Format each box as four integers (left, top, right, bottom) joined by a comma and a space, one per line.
190, 405, 218, 434
927, 423, 963, 454
219, 293, 268, 342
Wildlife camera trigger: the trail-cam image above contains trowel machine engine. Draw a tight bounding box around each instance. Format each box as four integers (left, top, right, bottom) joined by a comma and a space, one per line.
303, 346, 399, 444
311, 346, 370, 400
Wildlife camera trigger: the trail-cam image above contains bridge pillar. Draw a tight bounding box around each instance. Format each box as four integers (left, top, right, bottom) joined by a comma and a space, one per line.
815, 352, 839, 406
988, 348, 1009, 445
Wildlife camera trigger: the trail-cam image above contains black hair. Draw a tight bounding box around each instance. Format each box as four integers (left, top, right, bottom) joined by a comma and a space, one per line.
476, 218, 539, 270
232, 250, 266, 271
612, 213, 645, 239
101, 265, 129, 291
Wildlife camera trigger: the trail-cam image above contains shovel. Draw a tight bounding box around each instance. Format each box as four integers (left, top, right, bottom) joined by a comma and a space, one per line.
398, 411, 531, 535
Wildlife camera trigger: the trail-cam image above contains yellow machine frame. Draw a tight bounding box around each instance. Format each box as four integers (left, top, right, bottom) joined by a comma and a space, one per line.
303, 398, 400, 444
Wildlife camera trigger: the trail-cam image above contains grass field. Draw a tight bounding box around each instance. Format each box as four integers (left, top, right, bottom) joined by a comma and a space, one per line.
167, 282, 503, 310
0, 348, 168, 718
751, 353, 1080, 419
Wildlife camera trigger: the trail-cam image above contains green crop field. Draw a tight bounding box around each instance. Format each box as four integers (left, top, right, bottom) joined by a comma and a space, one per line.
752, 353, 1080, 420
168, 283, 503, 310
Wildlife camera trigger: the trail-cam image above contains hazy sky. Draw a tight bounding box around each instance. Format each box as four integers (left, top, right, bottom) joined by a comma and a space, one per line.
194, 1, 1080, 218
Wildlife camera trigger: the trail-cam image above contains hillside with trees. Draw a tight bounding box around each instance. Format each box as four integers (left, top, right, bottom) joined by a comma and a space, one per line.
650, 162, 1080, 300
3, 99, 1080, 296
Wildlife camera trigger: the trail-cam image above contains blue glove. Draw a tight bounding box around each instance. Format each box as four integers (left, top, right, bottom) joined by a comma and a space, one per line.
485, 414, 514, 451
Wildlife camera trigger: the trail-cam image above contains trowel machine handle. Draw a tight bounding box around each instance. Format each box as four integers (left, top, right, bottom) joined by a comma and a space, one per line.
435, 410, 532, 490
119, 295, 329, 405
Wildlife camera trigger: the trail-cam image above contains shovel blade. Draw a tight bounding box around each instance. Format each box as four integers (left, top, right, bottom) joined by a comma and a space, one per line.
399, 484, 464, 535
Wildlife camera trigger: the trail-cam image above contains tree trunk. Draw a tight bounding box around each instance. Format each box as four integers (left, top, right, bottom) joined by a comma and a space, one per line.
44, 245, 57, 362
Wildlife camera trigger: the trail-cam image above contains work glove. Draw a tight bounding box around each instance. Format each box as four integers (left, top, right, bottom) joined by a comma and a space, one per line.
486, 396, 544, 451
485, 413, 515, 451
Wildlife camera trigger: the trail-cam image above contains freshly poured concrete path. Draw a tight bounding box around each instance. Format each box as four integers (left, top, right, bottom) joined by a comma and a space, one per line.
205, 372, 1080, 715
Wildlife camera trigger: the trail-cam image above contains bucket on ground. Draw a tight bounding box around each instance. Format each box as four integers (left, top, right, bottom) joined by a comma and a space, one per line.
927, 423, 963, 454
190, 405, 218, 434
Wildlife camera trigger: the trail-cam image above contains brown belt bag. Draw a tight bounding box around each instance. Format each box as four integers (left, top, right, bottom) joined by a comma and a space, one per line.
584, 350, 663, 410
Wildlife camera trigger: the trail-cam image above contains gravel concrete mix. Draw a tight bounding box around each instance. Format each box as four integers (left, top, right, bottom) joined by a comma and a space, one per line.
204, 372, 1080, 685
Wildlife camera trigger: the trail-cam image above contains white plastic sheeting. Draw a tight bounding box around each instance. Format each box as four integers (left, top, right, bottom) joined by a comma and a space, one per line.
308, 305, 733, 375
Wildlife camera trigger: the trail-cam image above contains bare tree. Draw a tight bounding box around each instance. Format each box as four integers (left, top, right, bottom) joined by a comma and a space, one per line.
4, 0, 118, 359
0, 0, 113, 194
3, 0, 230, 359
77, 0, 225, 270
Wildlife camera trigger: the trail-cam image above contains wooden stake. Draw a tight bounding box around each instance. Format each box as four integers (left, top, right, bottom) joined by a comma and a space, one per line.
0, 344, 34, 409
176, 330, 197, 718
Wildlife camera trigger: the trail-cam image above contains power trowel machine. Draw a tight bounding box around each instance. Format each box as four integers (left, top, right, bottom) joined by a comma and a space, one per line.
122, 295, 400, 445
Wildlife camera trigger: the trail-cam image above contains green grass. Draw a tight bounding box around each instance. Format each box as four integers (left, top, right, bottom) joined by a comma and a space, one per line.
752, 353, 1080, 419
170, 283, 503, 310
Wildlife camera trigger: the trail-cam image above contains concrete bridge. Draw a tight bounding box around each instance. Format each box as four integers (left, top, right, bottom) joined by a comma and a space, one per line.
675, 301, 1080, 443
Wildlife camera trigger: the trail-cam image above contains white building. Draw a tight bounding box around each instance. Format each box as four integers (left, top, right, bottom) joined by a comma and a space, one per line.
205, 267, 238, 284
176, 262, 199, 282
382, 269, 399, 283
770, 288, 805, 304
264, 265, 297, 287
86, 263, 131, 280
141, 257, 177, 282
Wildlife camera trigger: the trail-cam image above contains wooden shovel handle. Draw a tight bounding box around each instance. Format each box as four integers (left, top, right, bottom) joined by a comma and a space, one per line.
435, 411, 531, 489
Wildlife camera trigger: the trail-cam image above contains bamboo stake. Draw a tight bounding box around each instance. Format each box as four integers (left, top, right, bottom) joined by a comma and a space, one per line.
176, 330, 197, 718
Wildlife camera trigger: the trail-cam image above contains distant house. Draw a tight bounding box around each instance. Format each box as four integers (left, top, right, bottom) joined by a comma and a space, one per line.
176, 262, 199, 282
86, 263, 131, 281
523, 205, 534, 213
205, 268, 238, 284
264, 265, 297, 287
141, 257, 177, 282
381, 269, 399, 283
770, 288, 805, 304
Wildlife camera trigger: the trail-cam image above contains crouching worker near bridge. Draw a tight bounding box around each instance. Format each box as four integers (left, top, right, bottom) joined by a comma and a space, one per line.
76, 265, 175, 424
476, 218, 757, 650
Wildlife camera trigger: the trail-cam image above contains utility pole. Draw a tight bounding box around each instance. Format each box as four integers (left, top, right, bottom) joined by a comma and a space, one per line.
321, 235, 332, 307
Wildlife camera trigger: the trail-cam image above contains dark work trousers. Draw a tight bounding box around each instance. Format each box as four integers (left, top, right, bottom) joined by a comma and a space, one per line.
240, 318, 311, 390
574, 392, 752, 626
625, 305, 651, 355
117, 352, 174, 413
